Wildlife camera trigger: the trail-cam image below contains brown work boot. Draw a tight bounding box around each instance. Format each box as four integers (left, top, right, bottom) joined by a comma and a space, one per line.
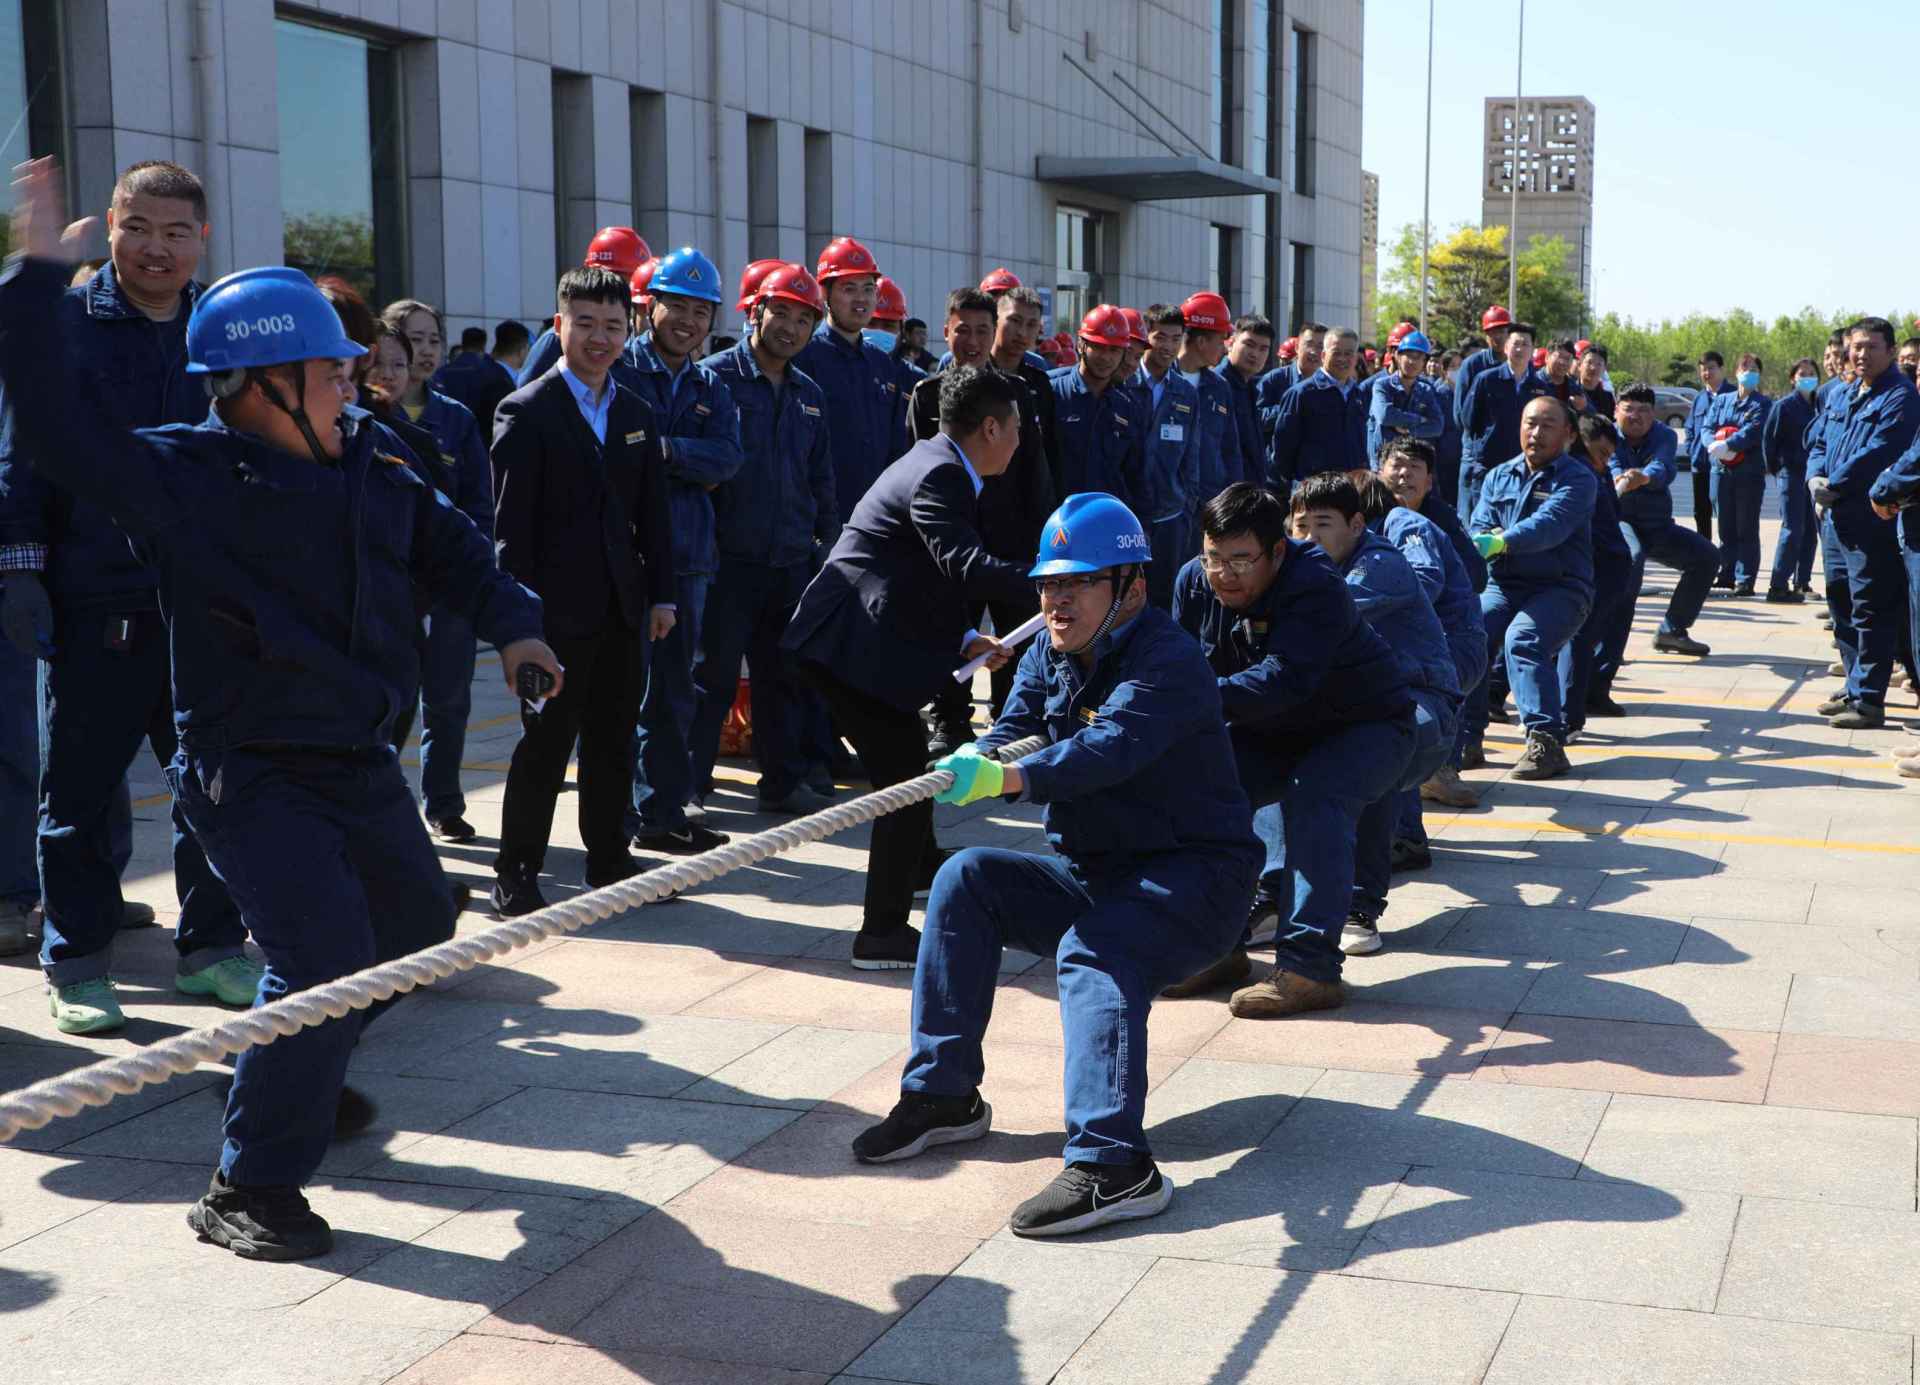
1161, 946, 1251, 998
1228, 969, 1344, 1019
1419, 765, 1479, 808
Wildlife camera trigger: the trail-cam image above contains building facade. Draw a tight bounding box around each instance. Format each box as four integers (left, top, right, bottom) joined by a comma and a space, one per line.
1480, 94, 1593, 303
1358, 166, 1376, 338
4, 0, 1364, 341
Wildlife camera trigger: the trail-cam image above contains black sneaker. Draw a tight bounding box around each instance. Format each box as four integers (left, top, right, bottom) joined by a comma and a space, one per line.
1340, 914, 1383, 956
851, 1090, 992, 1163
1765, 588, 1805, 605
1713, 574, 1735, 590
428, 814, 477, 843
1586, 694, 1626, 717
491, 868, 546, 918
634, 823, 732, 855
805, 765, 840, 799
1458, 741, 1487, 771
1653, 630, 1710, 656
187, 1171, 334, 1261
1008, 1157, 1173, 1238
584, 855, 643, 889
1733, 580, 1756, 597
851, 925, 921, 971
335, 1085, 377, 1138
1389, 838, 1432, 873
913, 847, 955, 900
1245, 893, 1281, 947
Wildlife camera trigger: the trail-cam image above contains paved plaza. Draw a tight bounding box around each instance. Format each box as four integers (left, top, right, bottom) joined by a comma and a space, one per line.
4, 511, 1920, 1384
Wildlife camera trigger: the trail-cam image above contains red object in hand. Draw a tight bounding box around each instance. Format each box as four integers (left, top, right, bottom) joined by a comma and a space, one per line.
1714, 423, 1747, 467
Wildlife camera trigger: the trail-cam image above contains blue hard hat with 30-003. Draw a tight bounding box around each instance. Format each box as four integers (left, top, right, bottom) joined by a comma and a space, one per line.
1030, 492, 1151, 577
649, 246, 724, 305
185, 267, 367, 375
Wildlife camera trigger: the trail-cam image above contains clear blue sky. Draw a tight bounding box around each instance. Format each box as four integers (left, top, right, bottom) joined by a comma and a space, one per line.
1362, 0, 1918, 325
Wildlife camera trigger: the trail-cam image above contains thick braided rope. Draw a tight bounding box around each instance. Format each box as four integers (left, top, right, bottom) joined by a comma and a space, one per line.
0, 736, 1048, 1143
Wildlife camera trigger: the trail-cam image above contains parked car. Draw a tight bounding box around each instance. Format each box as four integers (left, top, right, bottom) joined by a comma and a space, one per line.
1653, 386, 1697, 429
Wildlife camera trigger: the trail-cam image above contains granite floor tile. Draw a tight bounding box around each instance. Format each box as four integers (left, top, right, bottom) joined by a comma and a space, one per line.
1782, 972, 1920, 1043
1765, 1032, 1920, 1117
1474, 1013, 1777, 1103
1196, 1001, 1508, 1078
1718, 1195, 1920, 1335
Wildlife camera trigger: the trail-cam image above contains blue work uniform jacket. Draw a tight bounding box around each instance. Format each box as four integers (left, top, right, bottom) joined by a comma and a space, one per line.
1380, 506, 1486, 694
408, 389, 496, 541
1214, 360, 1265, 489
1419, 491, 1487, 593
1610, 423, 1681, 525
1453, 347, 1501, 430
1470, 451, 1598, 599
0, 256, 544, 784
0, 262, 204, 611
1827, 367, 1920, 500
1182, 365, 1240, 513
1683, 380, 1734, 472
1130, 363, 1202, 523
621, 332, 745, 576
795, 322, 909, 513
1268, 371, 1369, 493
1461, 364, 1551, 475
1366, 372, 1444, 462
1867, 409, 1920, 552
1704, 388, 1772, 474
1432, 378, 1464, 483
1806, 376, 1852, 478
1762, 390, 1816, 477
703, 340, 838, 570
514, 327, 562, 388
1253, 363, 1299, 443
431, 352, 516, 429
1048, 367, 1146, 514
1587, 460, 1633, 588
1172, 542, 1413, 750
977, 605, 1260, 869
1341, 530, 1460, 703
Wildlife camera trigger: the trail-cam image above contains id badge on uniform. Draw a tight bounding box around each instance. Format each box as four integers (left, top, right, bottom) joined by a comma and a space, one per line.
104, 616, 133, 652
1160, 423, 1184, 443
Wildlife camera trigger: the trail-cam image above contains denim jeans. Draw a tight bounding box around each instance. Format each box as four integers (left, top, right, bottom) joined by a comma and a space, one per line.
631, 572, 711, 835
1480, 583, 1591, 741
416, 609, 476, 819
902, 844, 1254, 1166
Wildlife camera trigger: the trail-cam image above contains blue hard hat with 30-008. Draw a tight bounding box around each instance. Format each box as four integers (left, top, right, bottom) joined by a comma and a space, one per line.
1030, 493, 1151, 577
1396, 330, 1434, 356
185, 267, 367, 374
649, 246, 724, 305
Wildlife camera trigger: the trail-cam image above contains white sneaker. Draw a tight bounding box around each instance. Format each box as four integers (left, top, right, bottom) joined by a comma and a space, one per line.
1340, 917, 1382, 956
685, 795, 708, 824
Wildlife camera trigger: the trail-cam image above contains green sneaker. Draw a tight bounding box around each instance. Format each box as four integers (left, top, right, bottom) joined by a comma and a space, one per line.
49, 977, 125, 1035
176, 955, 264, 1007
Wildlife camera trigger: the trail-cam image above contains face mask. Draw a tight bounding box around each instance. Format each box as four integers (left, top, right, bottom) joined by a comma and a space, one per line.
1737, 371, 1761, 390
862, 328, 897, 354
1796, 376, 1818, 395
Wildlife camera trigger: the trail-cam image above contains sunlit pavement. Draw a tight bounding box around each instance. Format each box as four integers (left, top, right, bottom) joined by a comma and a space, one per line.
5, 510, 1920, 1384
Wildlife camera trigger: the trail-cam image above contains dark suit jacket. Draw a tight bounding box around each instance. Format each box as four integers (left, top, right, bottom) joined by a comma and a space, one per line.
490, 366, 673, 641
907, 366, 1056, 563
783, 433, 1033, 710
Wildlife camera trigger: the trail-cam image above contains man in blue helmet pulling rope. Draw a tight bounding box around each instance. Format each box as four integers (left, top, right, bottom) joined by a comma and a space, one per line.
0, 159, 560, 1261
850, 492, 1260, 1237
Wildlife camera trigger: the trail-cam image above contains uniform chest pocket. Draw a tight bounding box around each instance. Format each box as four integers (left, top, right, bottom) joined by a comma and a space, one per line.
210, 464, 328, 566
364, 461, 425, 564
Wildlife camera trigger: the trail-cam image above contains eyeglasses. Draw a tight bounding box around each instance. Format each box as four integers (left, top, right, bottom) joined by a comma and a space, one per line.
1198, 554, 1268, 577
1034, 575, 1110, 598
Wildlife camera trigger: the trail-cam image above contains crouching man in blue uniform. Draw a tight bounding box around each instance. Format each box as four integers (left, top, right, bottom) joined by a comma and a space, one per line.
1165, 483, 1416, 1017
849, 493, 1259, 1238
0, 160, 560, 1260
1470, 397, 1597, 780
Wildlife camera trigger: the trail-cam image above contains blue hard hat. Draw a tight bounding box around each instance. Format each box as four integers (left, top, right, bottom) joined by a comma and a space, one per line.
648, 246, 724, 305
185, 267, 368, 374
1396, 330, 1434, 356
1030, 493, 1151, 577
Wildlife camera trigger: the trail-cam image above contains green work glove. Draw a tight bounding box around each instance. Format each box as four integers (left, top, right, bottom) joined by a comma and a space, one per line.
1473, 531, 1507, 560
933, 745, 1005, 806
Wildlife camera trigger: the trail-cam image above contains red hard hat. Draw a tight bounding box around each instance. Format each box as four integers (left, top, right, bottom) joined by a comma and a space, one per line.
736, 258, 786, 313
1575, 338, 1593, 356
1181, 291, 1232, 334
1278, 336, 1298, 361
1079, 305, 1132, 349
629, 258, 658, 307
586, 227, 652, 279
1364, 348, 1380, 365
815, 236, 880, 283
756, 263, 826, 316
1532, 346, 1548, 367
1714, 423, 1746, 465
872, 275, 908, 323
979, 267, 1022, 294
1118, 307, 1149, 347
1482, 304, 1513, 330
1387, 321, 1416, 347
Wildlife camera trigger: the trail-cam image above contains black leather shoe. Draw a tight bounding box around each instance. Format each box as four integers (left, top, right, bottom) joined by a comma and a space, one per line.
634, 824, 732, 855
428, 814, 477, 842
1586, 694, 1626, 717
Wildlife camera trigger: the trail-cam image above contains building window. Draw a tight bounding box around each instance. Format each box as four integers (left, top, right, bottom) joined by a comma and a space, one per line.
1290, 25, 1314, 196
1212, 0, 1237, 165
0, 0, 64, 257
1262, 0, 1282, 322
276, 19, 406, 304
803, 129, 832, 265
746, 116, 778, 261
1210, 225, 1238, 299
631, 90, 667, 254
552, 73, 590, 278
1, 1, 28, 178
1054, 204, 1104, 331
1288, 242, 1312, 334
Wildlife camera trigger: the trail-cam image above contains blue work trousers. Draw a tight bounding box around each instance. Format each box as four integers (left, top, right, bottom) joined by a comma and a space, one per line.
0, 640, 39, 909
1481, 583, 1590, 742
38, 607, 242, 984
1712, 462, 1767, 586
903, 845, 1254, 1166
1354, 689, 1458, 922
416, 609, 476, 819
1458, 460, 1487, 528
1821, 508, 1856, 681
1146, 514, 1191, 611
1828, 498, 1905, 707
170, 748, 456, 1187
1621, 518, 1716, 636
1770, 468, 1816, 595
1238, 714, 1416, 984
689, 559, 811, 804
1561, 571, 1635, 731
631, 573, 710, 834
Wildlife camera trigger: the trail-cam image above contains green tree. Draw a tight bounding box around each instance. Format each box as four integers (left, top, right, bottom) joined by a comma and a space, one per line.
1376, 221, 1587, 347
282, 211, 376, 300
1588, 308, 1920, 394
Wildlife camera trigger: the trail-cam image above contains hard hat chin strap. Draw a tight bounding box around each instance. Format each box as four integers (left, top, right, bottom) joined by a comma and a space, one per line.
249, 365, 334, 467
1063, 564, 1139, 657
